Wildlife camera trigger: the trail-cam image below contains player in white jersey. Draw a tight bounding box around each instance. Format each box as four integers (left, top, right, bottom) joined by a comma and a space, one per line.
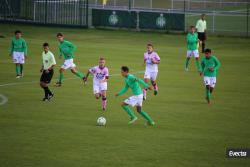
84, 58, 109, 111
143, 43, 160, 100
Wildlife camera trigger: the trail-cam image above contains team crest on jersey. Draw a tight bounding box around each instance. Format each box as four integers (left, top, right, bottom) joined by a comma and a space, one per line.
109, 11, 119, 26
156, 13, 166, 28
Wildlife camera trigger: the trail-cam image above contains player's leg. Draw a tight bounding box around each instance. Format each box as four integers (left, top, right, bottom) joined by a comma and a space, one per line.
136, 105, 155, 126
15, 63, 21, 78
70, 67, 85, 81
185, 51, 192, 71
204, 77, 211, 104
101, 91, 107, 111
13, 52, 21, 78
194, 50, 201, 72
41, 70, 54, 100
20, 53, 25, 77
122, 97, 137, 124
94, 83, 101, 99
143, 71, 150, 100
55, 67, 64, 87
151, 72, 158, 95
209, 77, 216, 94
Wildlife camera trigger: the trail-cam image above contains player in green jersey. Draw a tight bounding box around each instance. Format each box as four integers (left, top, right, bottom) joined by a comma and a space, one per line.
40, 43, 56, 101
185, 26, 201, 72
54, 33, 85, 87
200, 49, 221, 104
10, 30, 27, 78
115, 66, 155, 125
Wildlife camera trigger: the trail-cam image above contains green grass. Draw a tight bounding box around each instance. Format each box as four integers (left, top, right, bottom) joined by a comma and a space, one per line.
0, 24, 250, 167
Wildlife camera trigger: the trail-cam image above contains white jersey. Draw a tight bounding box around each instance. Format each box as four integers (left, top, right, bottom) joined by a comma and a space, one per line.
144, 51, 160, 72
89, 66, 109, 85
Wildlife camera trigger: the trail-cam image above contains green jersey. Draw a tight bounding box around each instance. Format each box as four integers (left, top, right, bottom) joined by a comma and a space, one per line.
201, 55, 221, 77
187, 32, 198, 51
10, 37, 27, 54
118, 74, 149, 96
59, 40, 76, 60
42, 51, 56, 70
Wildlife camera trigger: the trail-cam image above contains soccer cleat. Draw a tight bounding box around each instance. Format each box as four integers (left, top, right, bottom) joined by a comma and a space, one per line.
54, 82, 62, 87
16, 75, 21, 79
48, 93, 54, 100
145, 121, 155, 126
42, 97, 49, 102
128, 117, 138, 125
21, 73, 24, 77
154, 90, 158, 95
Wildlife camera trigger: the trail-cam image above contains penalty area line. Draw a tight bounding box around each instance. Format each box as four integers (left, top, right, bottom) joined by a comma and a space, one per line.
0, 71, 145, 88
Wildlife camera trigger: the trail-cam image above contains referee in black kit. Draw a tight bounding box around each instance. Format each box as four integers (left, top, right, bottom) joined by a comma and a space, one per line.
196, 14, 207, 53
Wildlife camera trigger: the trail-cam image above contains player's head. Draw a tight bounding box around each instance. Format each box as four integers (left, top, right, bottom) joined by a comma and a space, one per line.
99, 57, 106, 68
204, 48, 212, 58
57, 33, 64, 42
147, 43, 154, 53
201, 14, 206, 20
15, 30, 22, 39
121, 66, 129, 77
190, 26, 196, 33
43, 42, 49, 52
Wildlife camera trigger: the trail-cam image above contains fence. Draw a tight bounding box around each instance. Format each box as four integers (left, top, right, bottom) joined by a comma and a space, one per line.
0, 0, 89, 27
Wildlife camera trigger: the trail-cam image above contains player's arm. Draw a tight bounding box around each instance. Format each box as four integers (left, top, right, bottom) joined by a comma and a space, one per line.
59, 47, 63, 59
213, 56, 221, 71
48, 54, 56, 71
23, 39, 28, 57
116, 83, 129, 96
137, 78, 151, 89
9, 39, 14, 56
84, 67, 95, 82
101, 69, 109, 83
152, 54, 160, 64
67, 41, 76, 54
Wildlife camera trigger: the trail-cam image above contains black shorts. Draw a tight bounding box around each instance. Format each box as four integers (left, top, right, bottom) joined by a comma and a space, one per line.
198, 32, 206, 41
40, 69, 54, 84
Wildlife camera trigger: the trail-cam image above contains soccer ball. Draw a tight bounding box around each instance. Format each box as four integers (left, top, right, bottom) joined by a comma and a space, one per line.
97, 117, 106, 126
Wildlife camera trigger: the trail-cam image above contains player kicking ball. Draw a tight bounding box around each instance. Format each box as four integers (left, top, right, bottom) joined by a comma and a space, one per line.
200, 49, 221, 104
40, 43, 56, 101
84, 58, 109, 111
54, 33, 85, 87
10, 30, 27, 78
185, 26, 201, 72
115, 66, 155, 125
143, 43, 160, 100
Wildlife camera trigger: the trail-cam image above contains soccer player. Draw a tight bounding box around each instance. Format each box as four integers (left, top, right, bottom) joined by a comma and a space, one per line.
115, 66, 155, 125
40, 43, 56, 101
200, 49, 221, 104
84, 58, 109, 111
185, 26, 201, 72
54, 33, 85, 87
196, 14, 207, 53
10, 30, 27, 78
143, 43, 160, 100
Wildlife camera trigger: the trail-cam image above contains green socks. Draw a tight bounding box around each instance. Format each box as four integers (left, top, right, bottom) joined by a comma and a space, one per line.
15, 65, 21, 75
185, 59, 190, 69
59, 72, 64, 83
122, 105, 136, 118
139, 111, 154, 123
195, 60, 201, 72
75, 70, 84, 79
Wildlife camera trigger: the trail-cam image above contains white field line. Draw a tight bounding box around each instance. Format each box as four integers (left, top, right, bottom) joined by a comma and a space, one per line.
0, 71, 145, 87
0, 94, 8, 105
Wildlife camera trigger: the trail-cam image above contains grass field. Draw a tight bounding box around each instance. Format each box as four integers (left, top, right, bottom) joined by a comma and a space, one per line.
0, 24, 250, 167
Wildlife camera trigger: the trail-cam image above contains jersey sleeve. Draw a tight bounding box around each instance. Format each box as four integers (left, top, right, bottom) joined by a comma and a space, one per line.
195, 20, 200, 29
89, 66, 96, 74
144, 53, 147, 61
10, 39, 14, 54
154, 53, 160, 61
66, 41, 76, 53
137, 78, 149, 89
105, 68, 109, 79
50, 52, 56, 65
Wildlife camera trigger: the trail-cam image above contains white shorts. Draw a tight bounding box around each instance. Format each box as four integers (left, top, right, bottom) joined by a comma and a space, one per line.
124, 94, 143, 107
12, 52, 25, 64
204, 77, 216, 88
61, 59, 76, 70
93, 82, 107, 94
187, 50, 199, 58
144, 71, 158, 81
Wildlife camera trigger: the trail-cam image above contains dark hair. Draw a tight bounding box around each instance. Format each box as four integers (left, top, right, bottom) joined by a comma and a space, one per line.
99, 57, 105, 61
121, 66, 129, 72
15, 30, 22, 34
43, 42, 49, 47
201, 14, 206, 17
204, 48, 211, 53
57, 32, 63, 37
147, 43, 153, 47
190, 25, 195, 29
